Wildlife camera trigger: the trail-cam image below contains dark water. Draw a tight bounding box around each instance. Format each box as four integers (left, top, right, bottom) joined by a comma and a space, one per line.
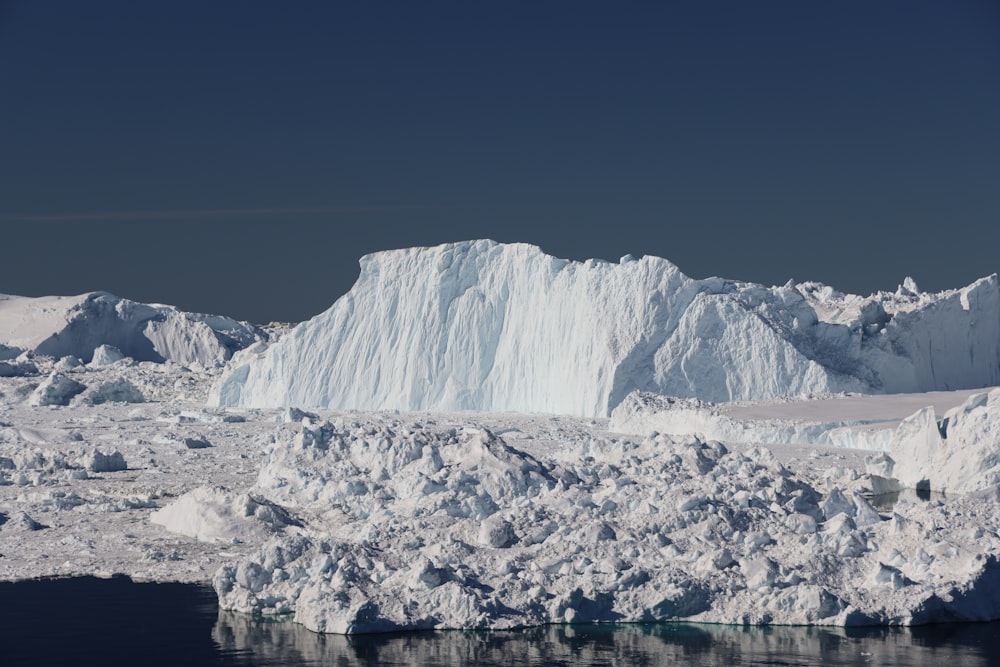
868, 488, 946, 511
2, 577, 1000, 666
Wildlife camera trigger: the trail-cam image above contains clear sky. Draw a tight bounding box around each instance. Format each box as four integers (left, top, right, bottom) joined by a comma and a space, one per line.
1, 1, 998, 323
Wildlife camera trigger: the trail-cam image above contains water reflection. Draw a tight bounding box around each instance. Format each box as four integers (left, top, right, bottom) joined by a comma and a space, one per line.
867, 487, 947, 511
214, 609, 1000, 667
1, 577, 996, 667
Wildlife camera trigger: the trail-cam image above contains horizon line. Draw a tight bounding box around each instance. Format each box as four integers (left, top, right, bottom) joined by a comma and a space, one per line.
0, 204, 442, 222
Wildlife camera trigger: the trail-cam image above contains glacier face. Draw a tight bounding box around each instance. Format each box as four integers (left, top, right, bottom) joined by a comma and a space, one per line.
211, 240, 1000, 416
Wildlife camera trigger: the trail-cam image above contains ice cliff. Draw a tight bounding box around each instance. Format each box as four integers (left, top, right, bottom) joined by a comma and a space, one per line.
0, 291, 264, 368
211, 240, 1000, 416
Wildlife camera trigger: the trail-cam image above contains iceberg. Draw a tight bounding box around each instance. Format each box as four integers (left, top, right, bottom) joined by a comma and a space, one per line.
0, 291, 265, 367
2, 242, 999, 635
884, 389, 1000, 494
211, 241, 1000, 416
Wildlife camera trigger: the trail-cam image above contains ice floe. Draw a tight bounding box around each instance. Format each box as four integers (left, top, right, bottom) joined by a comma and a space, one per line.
29, 372, 86, 407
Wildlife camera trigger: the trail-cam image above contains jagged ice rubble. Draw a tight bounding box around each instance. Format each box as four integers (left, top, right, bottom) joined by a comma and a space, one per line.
3, 241, 1000, 635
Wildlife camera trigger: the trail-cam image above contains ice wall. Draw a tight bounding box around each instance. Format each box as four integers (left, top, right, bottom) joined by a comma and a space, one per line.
211, 240, 1000, 416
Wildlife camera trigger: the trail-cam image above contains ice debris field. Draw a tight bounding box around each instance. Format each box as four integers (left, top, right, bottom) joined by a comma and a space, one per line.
3, 240, 1000, 633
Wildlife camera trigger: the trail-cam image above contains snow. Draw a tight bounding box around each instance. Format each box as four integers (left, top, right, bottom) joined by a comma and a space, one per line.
81, 378, 145, 405
0, 291, 265, 367
150, 486, 295, 545
211, 241, 1000, 416
54, 355, 82, 371
884, 389, 1000, 494
608, 388, 993, 451
610, 387, 1000, 496
83, 448, 128, 473
0, 511, 46, 532
0, 344, 21, 361
0, 360, 37, 378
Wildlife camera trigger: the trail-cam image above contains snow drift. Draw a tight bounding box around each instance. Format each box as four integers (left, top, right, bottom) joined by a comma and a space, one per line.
211, 240, 1000, 416
0, 291, 264, 367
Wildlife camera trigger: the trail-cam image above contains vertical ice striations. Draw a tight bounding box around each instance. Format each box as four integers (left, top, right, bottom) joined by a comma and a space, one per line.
210, 240, 996, 416
210, 241, 1000, 415
214, 241, 711, 415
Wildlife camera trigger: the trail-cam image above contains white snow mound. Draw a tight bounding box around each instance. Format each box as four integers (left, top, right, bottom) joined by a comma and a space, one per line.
80, 378, 145, 405
88, 344, 124, 368
210, 240, 1000, 416
150, 486, 296, 545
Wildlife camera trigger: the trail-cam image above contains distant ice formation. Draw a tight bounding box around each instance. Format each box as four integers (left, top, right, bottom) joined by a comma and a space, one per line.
0, 291, 265, 367
609, 392, 898, 452
211, 240, 1000, 416
4, 241, 1000, 636
611, 388, 1000, 495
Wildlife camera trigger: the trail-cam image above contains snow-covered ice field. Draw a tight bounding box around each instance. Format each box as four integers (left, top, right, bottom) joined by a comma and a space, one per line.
3, 241, 1000, 634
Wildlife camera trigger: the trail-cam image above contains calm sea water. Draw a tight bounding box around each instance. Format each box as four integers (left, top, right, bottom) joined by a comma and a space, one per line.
2, 577, 999, 666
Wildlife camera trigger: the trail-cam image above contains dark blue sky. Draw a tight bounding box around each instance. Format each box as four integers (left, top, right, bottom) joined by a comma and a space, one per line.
1, 1, 998, 322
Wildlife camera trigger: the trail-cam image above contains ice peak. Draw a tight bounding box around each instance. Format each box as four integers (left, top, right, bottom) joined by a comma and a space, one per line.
897, 277, 921, 297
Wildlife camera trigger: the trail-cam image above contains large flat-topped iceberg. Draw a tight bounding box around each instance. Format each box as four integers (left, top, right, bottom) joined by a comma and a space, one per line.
210, 240, 1000, 416
0, 291, 264, 368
